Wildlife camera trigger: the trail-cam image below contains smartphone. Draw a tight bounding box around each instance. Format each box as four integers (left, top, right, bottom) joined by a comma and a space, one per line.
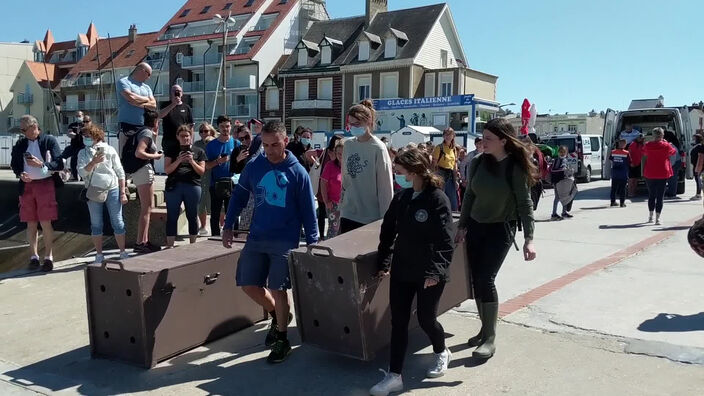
175, 91, 182, 98
220, 153, 227, 158
180, 145, 191, 152
96, 146, 104, 155
23, 152, 33, 159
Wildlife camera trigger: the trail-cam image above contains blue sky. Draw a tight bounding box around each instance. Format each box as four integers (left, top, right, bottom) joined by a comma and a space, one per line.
3, 0, 702, 114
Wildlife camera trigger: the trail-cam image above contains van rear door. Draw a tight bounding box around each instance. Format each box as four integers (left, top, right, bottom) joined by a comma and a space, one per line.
602, 109, 617, 179
680, 107, 694, 177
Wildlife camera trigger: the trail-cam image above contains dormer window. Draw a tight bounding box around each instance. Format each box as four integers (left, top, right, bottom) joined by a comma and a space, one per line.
359, 41, 370, 61
318, 36, 342, 66
295, 40, 319, 68
385, 28, 408, 59
321, 46, 331, 65
298, 48, 307, 67
358, 32, 381, 62
384, 38, 396, 58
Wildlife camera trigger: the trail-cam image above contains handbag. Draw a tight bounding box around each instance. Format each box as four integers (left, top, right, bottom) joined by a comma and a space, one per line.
81, 161, 109, 203
309, 151, 326, 195
216, 177, 233, 199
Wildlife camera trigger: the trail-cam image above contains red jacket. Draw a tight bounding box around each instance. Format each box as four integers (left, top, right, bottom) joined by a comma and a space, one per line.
643, 140, 677, 179
628, 142, 644, 167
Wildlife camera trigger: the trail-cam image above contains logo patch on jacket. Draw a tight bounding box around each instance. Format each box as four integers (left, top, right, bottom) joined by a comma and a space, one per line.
415, 209, 428, 223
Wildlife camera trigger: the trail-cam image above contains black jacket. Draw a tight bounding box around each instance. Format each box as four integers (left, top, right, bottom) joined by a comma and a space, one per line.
377, 186, 455, 283
11, 133, 65, 195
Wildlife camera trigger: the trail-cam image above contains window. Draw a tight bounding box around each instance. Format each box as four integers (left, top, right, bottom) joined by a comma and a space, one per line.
317, 78, 332, 100
439, 72, 453, 96
590, 137, 601, 151
245, 0, 255, 7
441, 49, 448, 68
358, 41, 370, 61
266, 87, 279, 110
176, 52, 183, 64
234, 37, 259, 55
179, 9, 191, 18
254, 13, 278, 31
568, 124, 577, 132
321, 46, 331, 65
384, 38, 396, 58
354, 74, 371, 102
223, 3, 232, 10
380, 72, 398, 99
295, 80, 309, 101
424, 74, 435, 98
176, 77, 184, 88
297, 48, 307, 67
200, 6, 211, 14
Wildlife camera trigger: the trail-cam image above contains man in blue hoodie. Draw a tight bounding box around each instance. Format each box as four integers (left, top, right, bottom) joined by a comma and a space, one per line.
222, 120, 318, 364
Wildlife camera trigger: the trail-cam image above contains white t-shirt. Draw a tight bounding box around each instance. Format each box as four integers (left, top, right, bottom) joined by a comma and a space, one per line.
24, 140, 50, 180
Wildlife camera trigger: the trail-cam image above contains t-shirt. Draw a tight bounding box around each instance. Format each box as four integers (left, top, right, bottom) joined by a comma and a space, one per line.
286, 141, 311, 171
321, 160, 342, 204
609, 149, 630, 180
117, 76, 153, 125
691, 144, 704, 169
619, 130, 641, 145
206, 137, 238, 185
165, 145, 206, 186
433, 144, 457, 170
24, 139, 50, 180
161, 103, 193, 149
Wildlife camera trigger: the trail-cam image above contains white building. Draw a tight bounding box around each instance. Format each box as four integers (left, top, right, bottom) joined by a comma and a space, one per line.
505, 112, 605, 137
0, 42, 34, 113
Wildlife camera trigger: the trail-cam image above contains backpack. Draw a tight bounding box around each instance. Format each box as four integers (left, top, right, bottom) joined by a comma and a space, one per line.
121, 130, 150, 174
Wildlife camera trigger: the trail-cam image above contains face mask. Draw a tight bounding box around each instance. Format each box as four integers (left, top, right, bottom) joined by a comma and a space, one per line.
349, 126, 366, 137
75, 116, 83, 123
83, 137, 94, 147
301, 138, 311, 147
395, 174, 413, 189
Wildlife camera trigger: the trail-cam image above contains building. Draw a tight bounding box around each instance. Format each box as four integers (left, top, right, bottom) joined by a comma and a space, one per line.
277, 0, 499, 134
59, 26, 159, 133
0, 42, 34, 113
147, 0, 328, 125
3, 61, 61, 134
505, 112, 605, 137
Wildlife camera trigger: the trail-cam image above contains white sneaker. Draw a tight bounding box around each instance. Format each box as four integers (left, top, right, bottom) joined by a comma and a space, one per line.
93, 254, 104, 264
119, 251, 130, 260
692, 194, 702, 200
198, 227, 209, 236
370, 369, 403, 396
655, 218, 661, 226
647, 215, 654, 223
427, 347, 452, 378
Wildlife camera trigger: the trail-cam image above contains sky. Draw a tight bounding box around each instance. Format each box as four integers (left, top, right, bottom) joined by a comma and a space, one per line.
2, 0, 703, 114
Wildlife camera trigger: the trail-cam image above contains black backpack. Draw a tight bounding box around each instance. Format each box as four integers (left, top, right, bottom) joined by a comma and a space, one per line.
121, 130, 150, 174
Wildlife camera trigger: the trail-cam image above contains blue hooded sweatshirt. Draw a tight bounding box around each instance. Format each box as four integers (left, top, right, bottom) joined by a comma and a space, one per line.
224, 150, 318, 248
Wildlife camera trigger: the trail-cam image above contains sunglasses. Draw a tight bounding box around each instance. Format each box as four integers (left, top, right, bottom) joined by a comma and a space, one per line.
240, 135, 252, 141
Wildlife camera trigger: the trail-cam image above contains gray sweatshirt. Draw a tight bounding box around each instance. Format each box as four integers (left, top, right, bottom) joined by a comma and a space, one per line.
340, 135, 394, 224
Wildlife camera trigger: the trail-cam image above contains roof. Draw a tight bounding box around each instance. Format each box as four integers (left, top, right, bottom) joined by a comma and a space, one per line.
281, 4, 447, 72
161, 0, 266, 26
25, 61, 59, 89
68, 31, 160, 75
395, 126, 441, 135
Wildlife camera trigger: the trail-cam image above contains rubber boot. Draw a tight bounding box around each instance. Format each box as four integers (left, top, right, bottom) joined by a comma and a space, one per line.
472, 302, 498, 359
467, 299, 483, 347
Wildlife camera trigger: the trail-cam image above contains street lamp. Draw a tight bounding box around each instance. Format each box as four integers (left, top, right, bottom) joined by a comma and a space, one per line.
498, 102, 516, 109
212, 13, 236, 119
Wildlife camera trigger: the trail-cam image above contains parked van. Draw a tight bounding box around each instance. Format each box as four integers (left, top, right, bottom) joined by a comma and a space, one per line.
543, 133, 603, 183
602, 106, 693, 195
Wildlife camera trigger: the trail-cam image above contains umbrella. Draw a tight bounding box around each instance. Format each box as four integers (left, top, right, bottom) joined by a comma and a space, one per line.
520, 99, 531, 135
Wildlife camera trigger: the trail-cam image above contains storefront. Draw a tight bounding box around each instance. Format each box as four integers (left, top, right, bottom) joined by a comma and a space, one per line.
373, 94, 499, 135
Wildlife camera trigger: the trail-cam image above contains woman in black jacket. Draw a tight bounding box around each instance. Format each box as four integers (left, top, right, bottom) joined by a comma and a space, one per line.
370, 148, 455, 396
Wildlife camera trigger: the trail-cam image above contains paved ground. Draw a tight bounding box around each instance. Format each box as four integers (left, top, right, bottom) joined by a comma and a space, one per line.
1, 179, 704, 395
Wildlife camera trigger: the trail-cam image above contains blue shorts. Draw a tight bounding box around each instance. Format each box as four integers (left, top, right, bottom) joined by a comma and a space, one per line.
236, 240, 293, 290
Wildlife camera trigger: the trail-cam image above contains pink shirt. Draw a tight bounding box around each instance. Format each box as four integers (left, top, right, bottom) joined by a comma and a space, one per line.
321, 160, 342, 204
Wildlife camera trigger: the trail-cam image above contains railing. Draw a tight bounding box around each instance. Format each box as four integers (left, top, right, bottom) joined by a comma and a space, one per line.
227, 104, 256, 118
146, 58, 167, 70
17, 93, 34, 105
63, 102, 79, 111
60, 76, 115, 88
62, 100, 117, 111
181, 53, 222, 68
182, 80, 219, 93
291, 99, 333, 110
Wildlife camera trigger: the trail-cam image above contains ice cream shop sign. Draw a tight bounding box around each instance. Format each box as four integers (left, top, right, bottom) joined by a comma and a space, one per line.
375, 94, 475, 111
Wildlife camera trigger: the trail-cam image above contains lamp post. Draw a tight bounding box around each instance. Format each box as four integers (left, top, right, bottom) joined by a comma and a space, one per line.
212, 13, 236, 119
498, 102, 515, 109
203, 40, 214, 122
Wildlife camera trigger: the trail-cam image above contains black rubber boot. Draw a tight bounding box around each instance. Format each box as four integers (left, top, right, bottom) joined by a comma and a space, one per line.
472, 302, 498, 359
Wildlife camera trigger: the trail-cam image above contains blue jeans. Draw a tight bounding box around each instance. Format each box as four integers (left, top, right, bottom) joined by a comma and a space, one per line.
438, 168, 458, 211
165, 183, 201, 237
87, 188, 126, 236
666, 162, 680, 196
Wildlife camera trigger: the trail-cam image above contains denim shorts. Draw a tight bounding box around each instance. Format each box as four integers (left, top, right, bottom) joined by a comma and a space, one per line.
235, 240, 293, 290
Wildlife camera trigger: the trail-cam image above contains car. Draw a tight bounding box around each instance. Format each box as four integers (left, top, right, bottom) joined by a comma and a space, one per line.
543, 134, 604, 183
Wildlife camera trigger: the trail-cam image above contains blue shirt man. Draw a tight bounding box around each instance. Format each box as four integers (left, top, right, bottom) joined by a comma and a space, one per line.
205, 116, 240, 236
117, 63, 156, 155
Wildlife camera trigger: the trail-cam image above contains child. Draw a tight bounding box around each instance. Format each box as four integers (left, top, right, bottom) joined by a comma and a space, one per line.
550, 146, 575, 220
610, 138, 630, 207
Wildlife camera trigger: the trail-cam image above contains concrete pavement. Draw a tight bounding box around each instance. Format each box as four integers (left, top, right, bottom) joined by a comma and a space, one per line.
1, 179, 703, 395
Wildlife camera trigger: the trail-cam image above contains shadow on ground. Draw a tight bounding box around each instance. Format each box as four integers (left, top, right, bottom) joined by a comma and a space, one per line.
638, 313, 704, 333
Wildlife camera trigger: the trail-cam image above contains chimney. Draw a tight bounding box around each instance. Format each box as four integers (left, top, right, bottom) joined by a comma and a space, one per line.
365, 0, 387, 27
128, 24, 137, 43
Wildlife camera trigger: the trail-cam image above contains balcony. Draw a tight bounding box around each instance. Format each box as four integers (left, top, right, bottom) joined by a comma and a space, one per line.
291, 99, 333, 110
146, 58, 167, 70
60, 76, 115, 88
227, 104, 257, 118
17, 93, 33, 105
82, 99, 118, 110
181, 53, 222, 68
182, 80, 219, 93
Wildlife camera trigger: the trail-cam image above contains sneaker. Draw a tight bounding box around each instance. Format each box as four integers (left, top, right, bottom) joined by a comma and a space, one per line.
119, 251, 130, 260
647, 215, 654, 223
133, 243, 150, 254
562, 212, 574, 219
94, 254, 105, 264
655, 218, 661, 226
265, 312, 294, 347
691, 194, 702, 201
620, 203, 627, 208
426, 348, 452, 378
41, 258, 53, 272
610, 202, 618, 207
370, 369, 403, 396
145, 241, 162, 252
28, 257, 40, 271
551, 214, 563, 221
198, 227, 209, 236
266, 338, 292, 364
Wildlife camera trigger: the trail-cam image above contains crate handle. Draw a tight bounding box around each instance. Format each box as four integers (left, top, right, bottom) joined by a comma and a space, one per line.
306, 245, 335, 257
102, 260, 124, 271
204, 272, 221, 285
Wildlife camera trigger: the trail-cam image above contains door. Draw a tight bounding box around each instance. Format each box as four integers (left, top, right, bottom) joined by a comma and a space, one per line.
590, 136, 602, 172
680, 107, 694, 177
602, 109, 617, 179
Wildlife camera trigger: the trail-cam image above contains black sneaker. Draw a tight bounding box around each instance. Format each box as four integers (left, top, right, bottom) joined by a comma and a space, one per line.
145, 241, 162, 252
562, 213, 574, 219
41, 259, 53, 272
610, 202, 618, 207
28, 257, 40, 271
133, 243, 150, 254
267, 338, 291, 364
620, 203, 627, 208
265, 312, 294, 347
551, 214, 563, 221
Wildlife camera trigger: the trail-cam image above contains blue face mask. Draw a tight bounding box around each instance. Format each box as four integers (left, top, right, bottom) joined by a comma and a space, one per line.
395, 174, 413, 189
301, 138, 311, 147
349, 126, 366, 137
83, 137, 94, 147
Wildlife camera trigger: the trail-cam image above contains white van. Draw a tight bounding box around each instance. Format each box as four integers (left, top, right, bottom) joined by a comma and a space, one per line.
542, 133, 603, 183
602, 106, 693, 195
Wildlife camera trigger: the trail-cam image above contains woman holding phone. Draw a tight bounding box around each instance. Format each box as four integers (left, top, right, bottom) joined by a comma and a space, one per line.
77, 125, 129, 263
164, 125, 206, 247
